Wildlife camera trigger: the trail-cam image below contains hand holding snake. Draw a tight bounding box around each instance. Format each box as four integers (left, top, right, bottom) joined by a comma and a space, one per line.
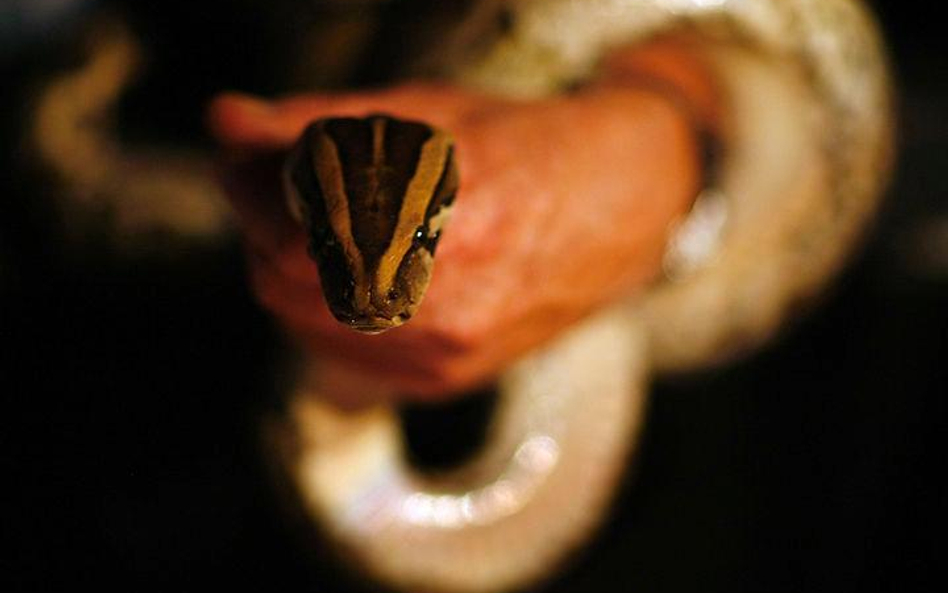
210, 43, 714, 403
26, 0, 892, 590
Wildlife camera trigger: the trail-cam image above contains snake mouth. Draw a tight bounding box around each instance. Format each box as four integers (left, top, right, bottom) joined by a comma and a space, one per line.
345, 315, 404, 334
335, 304, 414, 334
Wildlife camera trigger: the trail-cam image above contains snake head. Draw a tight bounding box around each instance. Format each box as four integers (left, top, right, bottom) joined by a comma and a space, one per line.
283, 115, 458, 334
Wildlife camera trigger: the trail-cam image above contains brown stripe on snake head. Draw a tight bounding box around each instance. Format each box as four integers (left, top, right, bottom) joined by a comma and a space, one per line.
372, 124, 454, 300
284, 124, 363, 314
284, 114, 457, 332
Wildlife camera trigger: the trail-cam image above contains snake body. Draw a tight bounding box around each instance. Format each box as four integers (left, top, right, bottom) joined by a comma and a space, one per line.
29, 1, 893, 592
280, 1, 893, 592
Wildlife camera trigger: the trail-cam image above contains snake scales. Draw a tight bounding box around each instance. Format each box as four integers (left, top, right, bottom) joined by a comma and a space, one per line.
29, 1, 893, 592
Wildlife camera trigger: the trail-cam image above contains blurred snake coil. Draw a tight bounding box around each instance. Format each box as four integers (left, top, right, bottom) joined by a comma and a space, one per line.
29, 1, 894, 592
276, 1, 893, 592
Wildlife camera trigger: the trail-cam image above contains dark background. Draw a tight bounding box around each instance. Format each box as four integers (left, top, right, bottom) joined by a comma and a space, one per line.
3, 1, 945, 591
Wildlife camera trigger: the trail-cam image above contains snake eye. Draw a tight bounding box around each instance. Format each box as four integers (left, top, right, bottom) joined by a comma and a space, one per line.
387, 288, 400, 301
413, 226, 425, 242
423, 230, 442, 253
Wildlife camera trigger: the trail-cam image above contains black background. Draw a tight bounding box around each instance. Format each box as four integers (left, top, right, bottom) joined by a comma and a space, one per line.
3, 1, 945, 591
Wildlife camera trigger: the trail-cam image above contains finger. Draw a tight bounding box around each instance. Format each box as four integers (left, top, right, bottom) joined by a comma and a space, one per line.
208, 92, 334, 150
208, 85, 492, 151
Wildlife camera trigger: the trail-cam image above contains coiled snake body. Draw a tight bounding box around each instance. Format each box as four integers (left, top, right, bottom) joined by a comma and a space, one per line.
31, 1, 893, 592
277, 1, 893, 592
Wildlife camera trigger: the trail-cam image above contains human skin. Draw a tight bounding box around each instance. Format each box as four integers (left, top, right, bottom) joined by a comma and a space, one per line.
208, 42, 718, 404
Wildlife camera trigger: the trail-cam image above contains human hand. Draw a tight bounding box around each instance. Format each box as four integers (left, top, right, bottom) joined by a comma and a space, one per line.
208, 44, 711, 403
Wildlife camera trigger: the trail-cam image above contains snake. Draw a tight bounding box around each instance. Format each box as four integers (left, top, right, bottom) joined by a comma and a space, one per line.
29, 1, 893, 592
283, 114, 458, 333
273, 1, 893, 592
